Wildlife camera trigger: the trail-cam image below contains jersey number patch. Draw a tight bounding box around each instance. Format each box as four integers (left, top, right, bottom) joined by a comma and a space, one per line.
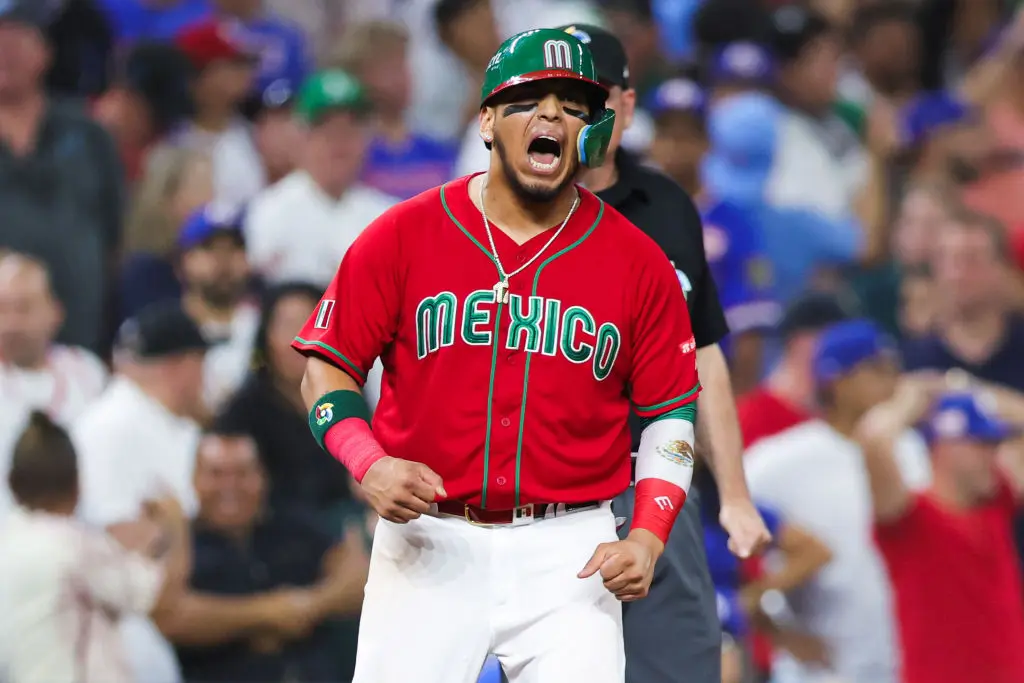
314, 299, 335, 330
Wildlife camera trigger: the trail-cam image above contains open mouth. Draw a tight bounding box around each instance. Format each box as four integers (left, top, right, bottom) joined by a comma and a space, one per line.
527, 135, 562, 173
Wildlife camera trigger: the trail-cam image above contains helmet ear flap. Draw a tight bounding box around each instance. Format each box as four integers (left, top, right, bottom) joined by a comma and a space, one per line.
577, 108, 616, 168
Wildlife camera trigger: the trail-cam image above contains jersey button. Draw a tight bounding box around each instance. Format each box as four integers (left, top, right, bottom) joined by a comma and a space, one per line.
500, 417, 511, 427
496, 476, 507, 485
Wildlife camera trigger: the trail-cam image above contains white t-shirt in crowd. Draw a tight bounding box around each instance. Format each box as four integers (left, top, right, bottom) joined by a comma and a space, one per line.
744, 420, 931, 683
766, 108, 868, 221
0, 345, 108, 427
245, 171, 397, 287
0, 507, 163, 683
168, 119, 266, 211
72, 377, 201, 683
201, 302, 261, 412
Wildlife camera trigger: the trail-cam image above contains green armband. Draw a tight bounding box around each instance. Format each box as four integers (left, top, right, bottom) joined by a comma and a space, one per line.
308, 390, 372, 449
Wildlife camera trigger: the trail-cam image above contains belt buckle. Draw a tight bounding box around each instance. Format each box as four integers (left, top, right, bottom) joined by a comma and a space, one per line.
511, 504, 534, 526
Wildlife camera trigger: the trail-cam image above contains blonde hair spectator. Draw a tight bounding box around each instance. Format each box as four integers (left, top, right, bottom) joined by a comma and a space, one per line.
124, 147, 214, 256
328, 20, 408, 75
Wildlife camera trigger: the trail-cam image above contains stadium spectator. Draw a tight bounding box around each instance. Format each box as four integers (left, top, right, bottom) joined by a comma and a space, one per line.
903, 209, 1024, 392
44, 0, 116, 99
600, 0, 672, 99
245, 69, 396, 287
0, 254, 108, 426
96, 0, 210, 44
845, 1, 923, 107
701, 93, 872, 303
434, 0, 501, 137
0, 0, 124, 353
857, 384, 1024, 683
764, 3, 873, 221
847, 180, 956, 338
206, 0, 314, 98
745, 319, 931, 683
215, 283, 382, 521
695, 463, 832, 683
73, 302, 207, 683
736, 293, 851, 448
0, 411, 190, 683
333, 21, 457, 200
245, 76, 303, 185
92, 41, 194, 184
119, 147, 215, 323
705, 41, 776, 106
176, 204, 258, 412
170, 430, 367, 682
171, 20, 265, 209
644, 77, 707, 194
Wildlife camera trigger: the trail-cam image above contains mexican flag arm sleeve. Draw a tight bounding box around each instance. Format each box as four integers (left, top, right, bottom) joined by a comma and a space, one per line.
292, 212, 402, 387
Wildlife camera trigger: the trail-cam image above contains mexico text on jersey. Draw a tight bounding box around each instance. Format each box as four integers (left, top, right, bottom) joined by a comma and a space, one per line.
293, 174, 700, 509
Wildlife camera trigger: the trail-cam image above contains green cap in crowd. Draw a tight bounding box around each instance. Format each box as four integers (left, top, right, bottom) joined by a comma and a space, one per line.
294, 69, 371, 124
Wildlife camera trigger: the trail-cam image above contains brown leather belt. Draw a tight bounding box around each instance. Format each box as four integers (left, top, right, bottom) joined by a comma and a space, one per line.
436, 500, 602, 525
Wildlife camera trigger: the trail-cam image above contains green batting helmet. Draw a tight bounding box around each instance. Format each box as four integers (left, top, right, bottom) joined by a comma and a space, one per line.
479, 28, 616, 169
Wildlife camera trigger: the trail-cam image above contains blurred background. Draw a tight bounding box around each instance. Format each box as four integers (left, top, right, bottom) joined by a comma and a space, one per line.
0, 0, 1024, 682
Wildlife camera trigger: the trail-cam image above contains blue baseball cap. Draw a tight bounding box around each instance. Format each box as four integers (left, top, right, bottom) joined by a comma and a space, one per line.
701, 92, 780, 205
646, 78, 706, 118
709, 42, 774, 86
899, 91, 978, 149
177, 203, 245, 251
923, 392, 1017, 444
812, 319, 898, 385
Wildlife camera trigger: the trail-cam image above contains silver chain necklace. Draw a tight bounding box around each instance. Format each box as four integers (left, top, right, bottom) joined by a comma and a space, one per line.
479, 175, 580, 304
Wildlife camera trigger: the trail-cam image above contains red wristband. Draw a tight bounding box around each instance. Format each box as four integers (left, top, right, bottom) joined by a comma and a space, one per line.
631, 478, 688, 545
323, 418, 387, 482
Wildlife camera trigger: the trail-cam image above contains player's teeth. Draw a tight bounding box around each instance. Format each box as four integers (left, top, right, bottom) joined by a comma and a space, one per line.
529, 157, 558, 170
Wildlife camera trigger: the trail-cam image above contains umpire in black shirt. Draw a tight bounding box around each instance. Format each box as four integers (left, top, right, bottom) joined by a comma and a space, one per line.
555, 24, 773, 683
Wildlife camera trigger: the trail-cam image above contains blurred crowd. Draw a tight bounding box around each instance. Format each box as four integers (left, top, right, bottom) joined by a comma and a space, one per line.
0, 0, 1023, 682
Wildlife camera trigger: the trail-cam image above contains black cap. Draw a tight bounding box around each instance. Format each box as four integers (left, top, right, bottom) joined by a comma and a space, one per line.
0, 0, 52, 30
767, 4, 833, 64
777, 292, 855, 340
555, 24, 630, 89
115, 301, 209, 359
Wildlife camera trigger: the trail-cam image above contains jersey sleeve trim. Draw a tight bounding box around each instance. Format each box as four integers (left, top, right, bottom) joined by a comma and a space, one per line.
292, 336, 368, 382
634, 382, 701, 418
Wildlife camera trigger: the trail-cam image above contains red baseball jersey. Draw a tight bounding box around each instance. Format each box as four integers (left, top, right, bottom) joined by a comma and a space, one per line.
293, 174, 700, 509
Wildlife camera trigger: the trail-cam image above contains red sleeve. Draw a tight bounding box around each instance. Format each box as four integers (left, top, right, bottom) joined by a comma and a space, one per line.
291, 210, 403, 386
873, 493, 945, 554
629, 243, 701, 418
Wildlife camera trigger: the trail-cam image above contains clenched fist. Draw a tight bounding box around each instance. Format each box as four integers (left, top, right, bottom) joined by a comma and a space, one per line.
360, 456, 447, 523
577, 529, 664, 601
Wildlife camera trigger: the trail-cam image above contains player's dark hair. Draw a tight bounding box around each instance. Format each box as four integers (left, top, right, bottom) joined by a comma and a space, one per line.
848, 0, 918, 45
8, 411, 79, 509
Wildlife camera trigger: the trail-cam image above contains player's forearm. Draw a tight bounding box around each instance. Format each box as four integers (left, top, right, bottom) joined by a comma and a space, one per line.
695, 344, 750, 503
630, 404, 697, 545
301, 357, 387, 481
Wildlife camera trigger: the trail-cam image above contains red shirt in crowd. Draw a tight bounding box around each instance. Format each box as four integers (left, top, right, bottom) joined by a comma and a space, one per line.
874, 481, 1024, 683
736, 386, 811, 448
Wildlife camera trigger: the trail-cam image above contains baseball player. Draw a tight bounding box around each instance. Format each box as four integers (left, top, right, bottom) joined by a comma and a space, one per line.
293, 28, 700, 683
